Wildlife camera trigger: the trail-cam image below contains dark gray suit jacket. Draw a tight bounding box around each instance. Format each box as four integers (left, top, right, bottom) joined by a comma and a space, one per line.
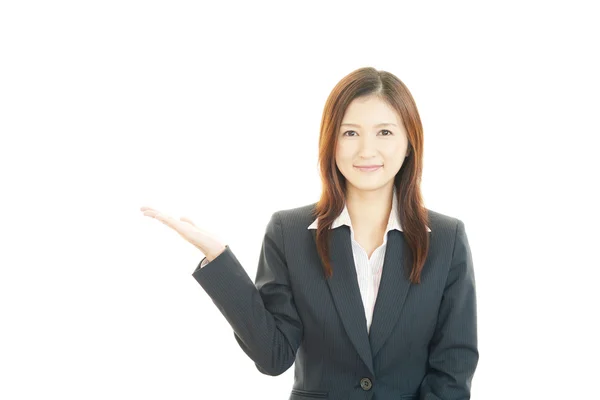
192, 203, 478, 400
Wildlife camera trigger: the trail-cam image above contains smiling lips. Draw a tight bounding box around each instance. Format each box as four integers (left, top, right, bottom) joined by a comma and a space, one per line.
355, 165, 382, 171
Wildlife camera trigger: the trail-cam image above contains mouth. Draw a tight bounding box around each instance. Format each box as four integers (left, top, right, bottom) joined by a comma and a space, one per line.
354, 165, 382, 172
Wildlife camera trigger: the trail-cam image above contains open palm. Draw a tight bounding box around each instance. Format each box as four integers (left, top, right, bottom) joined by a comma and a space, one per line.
140, 206, 226, 262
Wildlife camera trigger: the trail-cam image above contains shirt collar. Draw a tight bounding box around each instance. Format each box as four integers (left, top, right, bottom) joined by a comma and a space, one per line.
307, 187, 431, 232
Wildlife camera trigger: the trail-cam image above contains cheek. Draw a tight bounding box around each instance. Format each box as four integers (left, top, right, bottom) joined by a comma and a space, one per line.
386, 142, 407, 157
334, 152, 346, 170
382, 148, 407, 167
381, 149, 398, 160
335, 146, 351, 162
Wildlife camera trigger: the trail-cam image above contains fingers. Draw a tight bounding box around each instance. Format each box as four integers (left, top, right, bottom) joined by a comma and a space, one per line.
141, 207, 189, 231
140, 206, 163, 219
155, 212, 172, 226
180, 216, 196, 227
141, 207, 170, 225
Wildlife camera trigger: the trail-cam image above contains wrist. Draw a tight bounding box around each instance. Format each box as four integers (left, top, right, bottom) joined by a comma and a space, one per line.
206, 245, 226, 262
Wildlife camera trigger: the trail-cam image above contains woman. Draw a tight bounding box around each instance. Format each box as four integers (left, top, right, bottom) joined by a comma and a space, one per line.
141, 67, 478, 399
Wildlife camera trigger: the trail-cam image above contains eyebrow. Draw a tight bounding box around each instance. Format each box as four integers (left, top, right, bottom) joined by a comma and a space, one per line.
340, 123, 398, 128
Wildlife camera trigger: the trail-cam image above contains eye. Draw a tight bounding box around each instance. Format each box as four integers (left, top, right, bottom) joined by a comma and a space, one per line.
342, 130, 393, 136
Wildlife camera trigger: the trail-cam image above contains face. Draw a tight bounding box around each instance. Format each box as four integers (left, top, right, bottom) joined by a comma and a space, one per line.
335, 95, 409, 196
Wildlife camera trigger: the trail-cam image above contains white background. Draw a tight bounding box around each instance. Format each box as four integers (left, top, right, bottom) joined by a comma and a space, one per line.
1, 1, 599, 399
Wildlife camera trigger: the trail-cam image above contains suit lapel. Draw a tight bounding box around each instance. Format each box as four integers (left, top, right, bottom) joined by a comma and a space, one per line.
311, 227, 415, 373
312, 226, 375, 376
368, 229, 412, 359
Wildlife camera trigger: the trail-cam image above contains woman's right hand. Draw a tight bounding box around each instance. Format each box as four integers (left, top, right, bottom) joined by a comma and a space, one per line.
140, 206, 226, 262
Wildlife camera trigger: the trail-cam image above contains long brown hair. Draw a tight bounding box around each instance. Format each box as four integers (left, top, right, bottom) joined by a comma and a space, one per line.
313, 67, 430, 284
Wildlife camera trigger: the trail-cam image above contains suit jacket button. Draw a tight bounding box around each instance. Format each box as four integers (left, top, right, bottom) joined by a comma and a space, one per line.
360, 377, 372, 390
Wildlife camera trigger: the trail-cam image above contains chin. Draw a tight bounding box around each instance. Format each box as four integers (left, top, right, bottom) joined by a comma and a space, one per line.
347, 179, 388, 190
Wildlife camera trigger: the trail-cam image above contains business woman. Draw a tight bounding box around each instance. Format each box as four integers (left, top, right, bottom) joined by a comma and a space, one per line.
141, 67, 478, 399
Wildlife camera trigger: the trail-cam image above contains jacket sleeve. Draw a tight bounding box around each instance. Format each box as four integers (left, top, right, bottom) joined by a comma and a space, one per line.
420, 219, 479, 400
191, 211, 303, 376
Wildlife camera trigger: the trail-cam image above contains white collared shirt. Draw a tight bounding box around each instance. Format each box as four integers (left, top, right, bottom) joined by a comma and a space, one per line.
308, 188, 431, 333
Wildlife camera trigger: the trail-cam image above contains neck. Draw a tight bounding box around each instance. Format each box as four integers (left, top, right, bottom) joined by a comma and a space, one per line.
345, 183, 394, 232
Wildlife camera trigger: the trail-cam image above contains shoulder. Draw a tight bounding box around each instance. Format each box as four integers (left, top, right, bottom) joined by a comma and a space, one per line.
271, 202, 318, 229
426, 208, 467, 247
426, 208, 462, 229
261, 203, 317, 247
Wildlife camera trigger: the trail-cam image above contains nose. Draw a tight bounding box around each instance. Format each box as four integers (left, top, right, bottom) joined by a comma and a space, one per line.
358, 136, 378, 156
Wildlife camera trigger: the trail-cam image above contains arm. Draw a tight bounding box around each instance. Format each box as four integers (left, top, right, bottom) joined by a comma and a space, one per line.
192, 212, 303, 376
420, 219, 479, 400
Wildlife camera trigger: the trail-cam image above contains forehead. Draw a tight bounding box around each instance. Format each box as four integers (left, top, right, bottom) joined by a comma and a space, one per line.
342, 96, 401, 125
